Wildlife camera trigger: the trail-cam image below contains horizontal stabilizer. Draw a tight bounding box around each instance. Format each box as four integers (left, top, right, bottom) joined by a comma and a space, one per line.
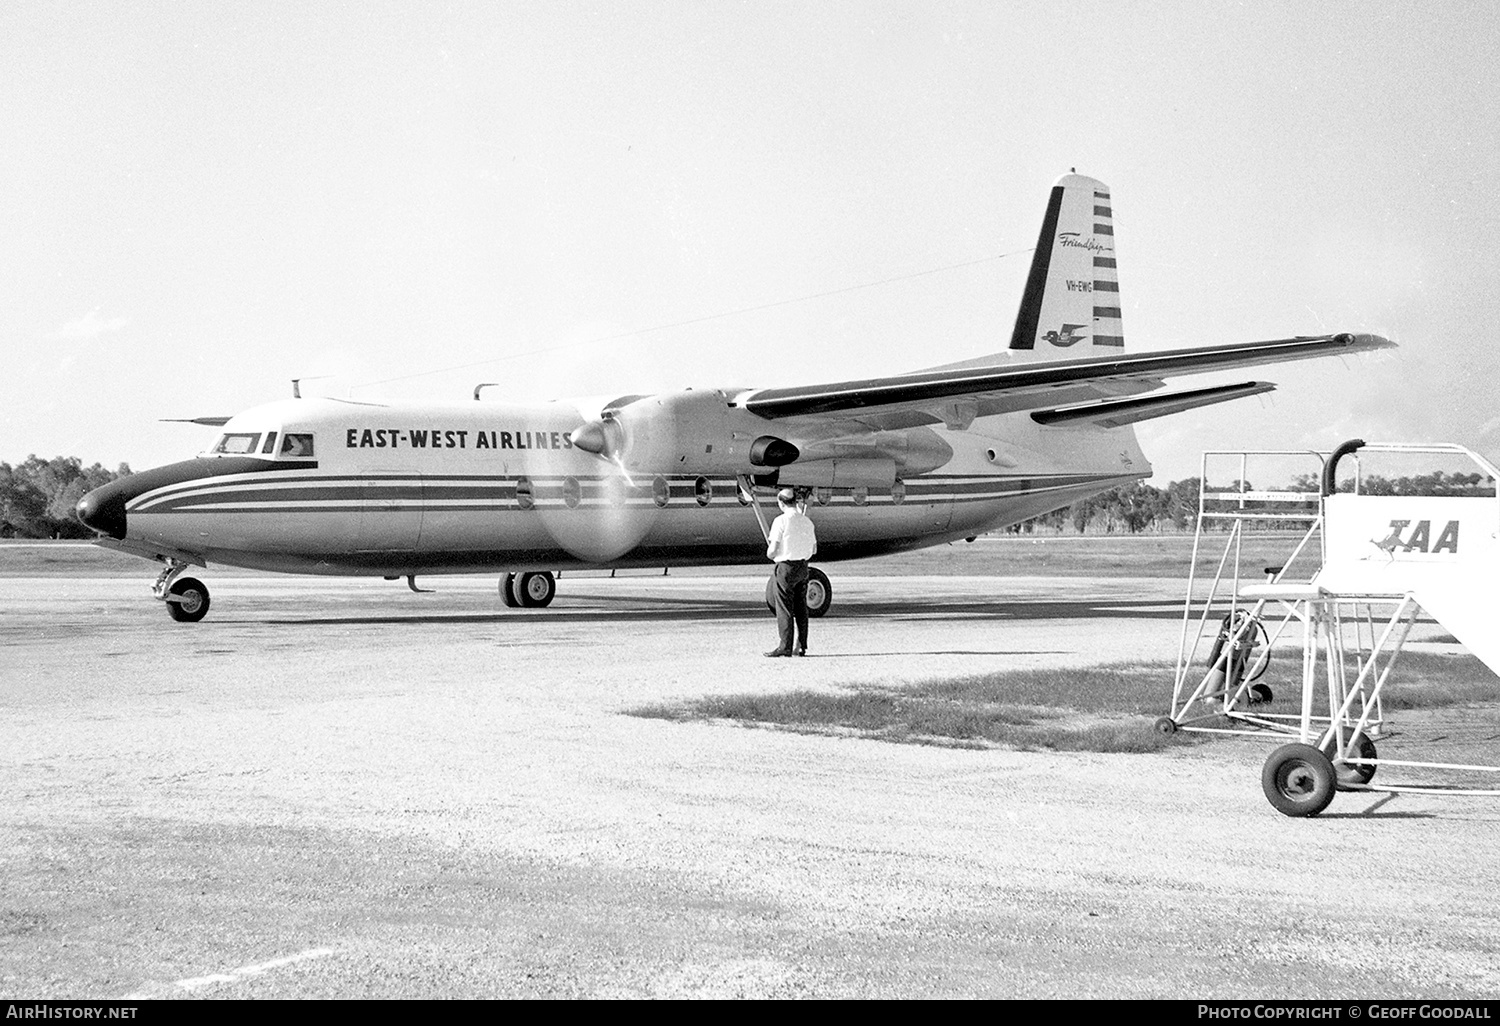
1031, 381, 1275, 428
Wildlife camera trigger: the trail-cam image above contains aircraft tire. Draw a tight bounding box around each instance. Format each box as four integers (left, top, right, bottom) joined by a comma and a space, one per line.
1323, 734, 1378, 789
763, 568, 833, 618
518, 571, 555, 608
1261, 743, 1337, 817
166, 577, 211, 623
1153, 716, 1177, 736
806, 567, 832, 618
501, 573, 521, 608
1250, 683, 1274, 705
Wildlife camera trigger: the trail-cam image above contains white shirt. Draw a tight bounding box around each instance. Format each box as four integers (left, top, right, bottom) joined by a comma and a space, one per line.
766, 507, 817, 562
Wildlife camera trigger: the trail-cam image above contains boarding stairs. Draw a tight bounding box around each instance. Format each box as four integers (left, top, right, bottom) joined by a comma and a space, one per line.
1161, 441, 1500, 816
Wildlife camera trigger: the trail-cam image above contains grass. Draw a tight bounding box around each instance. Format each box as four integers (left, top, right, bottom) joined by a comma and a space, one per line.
629, 662, 1199, 754
1360, 650, 1500, 710
628, 650, 1500, 754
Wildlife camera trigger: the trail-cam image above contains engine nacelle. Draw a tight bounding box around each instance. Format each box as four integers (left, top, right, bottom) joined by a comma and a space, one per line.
749, 435, 800, 467
776, 458, 897, 489
570, 390, 799, 476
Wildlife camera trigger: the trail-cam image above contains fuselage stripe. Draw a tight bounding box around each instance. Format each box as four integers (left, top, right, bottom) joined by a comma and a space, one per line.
129, 472, 1136, 515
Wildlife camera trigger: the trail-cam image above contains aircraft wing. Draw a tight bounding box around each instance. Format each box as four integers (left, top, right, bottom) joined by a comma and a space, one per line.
738, 332, 1392, 427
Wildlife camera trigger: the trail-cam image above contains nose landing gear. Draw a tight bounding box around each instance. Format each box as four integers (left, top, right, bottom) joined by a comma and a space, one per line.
153, 561, 211, 623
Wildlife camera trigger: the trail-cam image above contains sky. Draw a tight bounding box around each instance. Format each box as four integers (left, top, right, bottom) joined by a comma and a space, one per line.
3, 0, 1497, 485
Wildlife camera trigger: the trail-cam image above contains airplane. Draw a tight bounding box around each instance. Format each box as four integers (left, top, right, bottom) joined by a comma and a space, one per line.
76, 173, 1393, 623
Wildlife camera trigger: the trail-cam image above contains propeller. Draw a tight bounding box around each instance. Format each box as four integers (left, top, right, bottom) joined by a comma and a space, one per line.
569, 413, 639, 484
608, 453, 636, 488
567, 398, 804, 555
569, 403, 800, 477
532, 412, 648, 561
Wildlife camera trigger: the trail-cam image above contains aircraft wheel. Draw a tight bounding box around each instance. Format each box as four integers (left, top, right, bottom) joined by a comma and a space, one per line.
501, 573, 521, 608
1262, 743, 1337, 817
763, 569, 832, 617
1250, 683, 1274, 705
806, 567, 832, 618
1153, 716, 1177, 736
518, 571, 555, 608
1323, 734, 1378, 789
166, 577, 211, 623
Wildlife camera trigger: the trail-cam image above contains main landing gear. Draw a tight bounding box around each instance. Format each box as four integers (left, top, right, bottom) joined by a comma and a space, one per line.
154, 561, 211, 623
764, 566, 833, 618
501, 571, 556, 608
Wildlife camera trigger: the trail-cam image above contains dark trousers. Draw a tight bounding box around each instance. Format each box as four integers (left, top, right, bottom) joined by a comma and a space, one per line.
773, 559, 810, 653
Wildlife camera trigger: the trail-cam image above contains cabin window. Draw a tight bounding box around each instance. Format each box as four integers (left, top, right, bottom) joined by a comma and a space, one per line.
652, 476, 670, 508
260, 432, 278, 455
563, 477, 581, 509
515, 476, 534, 510
815, 487, 832, 507
694, 476, 712, 507
891, 480, 906, 504
851, 486, 868, 506
211, 432, 262, 455
281, 433, 315, 457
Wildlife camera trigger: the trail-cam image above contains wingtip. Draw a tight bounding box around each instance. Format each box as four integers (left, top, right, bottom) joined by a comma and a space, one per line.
1336, 332, 1397, 350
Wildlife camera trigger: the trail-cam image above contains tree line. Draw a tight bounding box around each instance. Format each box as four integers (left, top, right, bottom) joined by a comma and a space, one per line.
0, 457, 132, 539
1009, 479, 1203, 535
1011, 470, 1494, 535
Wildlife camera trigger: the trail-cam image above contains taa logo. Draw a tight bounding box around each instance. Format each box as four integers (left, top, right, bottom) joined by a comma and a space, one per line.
1372, 519, 1460, 555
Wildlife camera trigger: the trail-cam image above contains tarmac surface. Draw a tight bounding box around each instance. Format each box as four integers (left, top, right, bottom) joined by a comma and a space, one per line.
3, 568, 1500, 999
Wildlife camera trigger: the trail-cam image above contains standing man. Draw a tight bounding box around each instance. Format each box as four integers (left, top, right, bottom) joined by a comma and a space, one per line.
764, 487, 817, 657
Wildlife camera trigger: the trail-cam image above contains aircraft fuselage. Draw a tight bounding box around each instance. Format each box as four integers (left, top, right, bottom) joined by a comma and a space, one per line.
79, 395, 1149, 577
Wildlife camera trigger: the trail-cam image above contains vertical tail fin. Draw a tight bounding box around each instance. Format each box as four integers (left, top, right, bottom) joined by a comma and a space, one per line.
1009, 173, 1124, 355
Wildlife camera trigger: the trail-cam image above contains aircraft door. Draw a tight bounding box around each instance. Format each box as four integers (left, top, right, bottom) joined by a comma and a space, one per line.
354, 467, 424, 552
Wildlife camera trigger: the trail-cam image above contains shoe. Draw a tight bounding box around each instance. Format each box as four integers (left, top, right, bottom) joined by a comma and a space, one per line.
792, 648, 806, 657
764, 649, 791, 658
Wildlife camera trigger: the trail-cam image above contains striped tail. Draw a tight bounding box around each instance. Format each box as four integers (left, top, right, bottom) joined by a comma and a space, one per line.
1008, 172, 1125, 355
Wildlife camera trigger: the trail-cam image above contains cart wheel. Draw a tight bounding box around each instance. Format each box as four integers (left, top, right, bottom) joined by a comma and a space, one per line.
1262, 743, 1337, 817
1250, 683, 1273, 705
1323, 734, 1378, 789
1153, 717, 1177, 736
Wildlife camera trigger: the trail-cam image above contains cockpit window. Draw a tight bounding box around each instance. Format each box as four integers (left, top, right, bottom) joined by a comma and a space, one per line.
281, 433, 315, 457
260, 432, 278, 455
211, 432, 262, 455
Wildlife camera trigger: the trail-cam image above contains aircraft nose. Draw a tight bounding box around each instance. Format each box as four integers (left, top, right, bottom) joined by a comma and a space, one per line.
76, 482, 127, 540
